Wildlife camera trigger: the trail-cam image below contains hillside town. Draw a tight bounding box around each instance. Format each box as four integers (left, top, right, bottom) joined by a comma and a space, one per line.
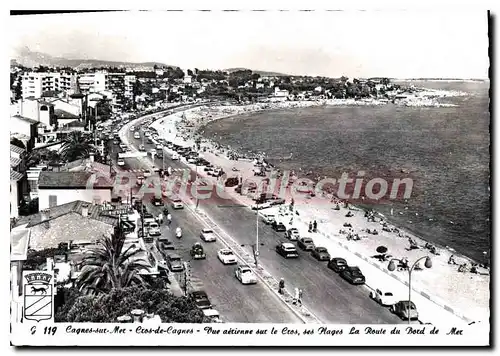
9, 61, 485, 326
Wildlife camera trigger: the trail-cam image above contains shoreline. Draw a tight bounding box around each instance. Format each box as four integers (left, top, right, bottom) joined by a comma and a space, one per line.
149, 102, 489, 323
156, 101, 486, 266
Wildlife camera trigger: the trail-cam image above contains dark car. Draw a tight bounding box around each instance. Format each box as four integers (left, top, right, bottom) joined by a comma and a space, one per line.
276, 242, 299, 259
391, 300, 419, 321
157, 237, 174, 254
151, 196, 163, 206
272, 221, 287, 232
311, 247, 331, 261
340, 266, 366, 285
297, 237, 315, 251
327, 257, 348, 272
189, 291, 212, 310
166, 253, 184, 272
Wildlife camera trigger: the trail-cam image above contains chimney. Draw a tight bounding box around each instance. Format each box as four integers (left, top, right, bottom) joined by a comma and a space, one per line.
81, 204, 89, 217
89, 152, 95, 162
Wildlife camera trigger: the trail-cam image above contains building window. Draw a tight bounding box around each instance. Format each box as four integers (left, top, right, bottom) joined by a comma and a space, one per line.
49, 195, 57, 208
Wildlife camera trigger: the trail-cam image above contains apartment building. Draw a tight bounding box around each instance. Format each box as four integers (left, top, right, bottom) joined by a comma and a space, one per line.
78, 72, 107, 93
21, 72, 78, 99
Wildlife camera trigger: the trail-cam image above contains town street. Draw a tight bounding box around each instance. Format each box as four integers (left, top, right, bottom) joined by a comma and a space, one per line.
116, 115, 404, 324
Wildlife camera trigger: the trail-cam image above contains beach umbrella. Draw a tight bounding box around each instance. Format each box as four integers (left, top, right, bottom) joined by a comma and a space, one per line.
376, 246, 388, 254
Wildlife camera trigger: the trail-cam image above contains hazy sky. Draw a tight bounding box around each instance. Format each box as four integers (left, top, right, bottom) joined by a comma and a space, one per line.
9, 10, 490, 78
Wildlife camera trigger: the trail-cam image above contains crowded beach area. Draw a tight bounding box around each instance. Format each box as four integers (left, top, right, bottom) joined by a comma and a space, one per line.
150, 102, 490, 325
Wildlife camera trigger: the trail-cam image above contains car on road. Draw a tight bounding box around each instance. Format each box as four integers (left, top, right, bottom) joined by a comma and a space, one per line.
166, 253, 184, 272
311, 246, 331, 261
187, 157, 197, 164
189, 290, 212, 310
171, 198, 184, 209
117, 158, 125, 166
171, 153, 180, 160
143, 213, 156, 225
285, 228, 300, 241
268, 196, 286, 206
276, 242, 299, 258
252, 202, 272, 210
235, 265, 258, 285
390, 300, 419, 321
272, 221, 287, 232
262, 214, 276, 225
190, 242, 206, 260
157, 237, 174, 253
134, 132, 140, 139
327, 257, 348, 272
145, 131, 151, 138
370, 288, 397, 306
297, 237, 315, 251
203, 309, 223, 323
119, 143, 127, 151
217, 249, 237, 265
148, 222, 161, 236
130, 126, 135, 131
139, 144, 146, 151
340, 266, 366, 285
200, 228, 216, 242
151, 196, 163, 206
156, 143, 163, 150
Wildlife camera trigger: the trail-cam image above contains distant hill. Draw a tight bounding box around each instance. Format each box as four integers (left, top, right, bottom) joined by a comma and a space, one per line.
12, 46, 176, 70
224, 67, 290, 77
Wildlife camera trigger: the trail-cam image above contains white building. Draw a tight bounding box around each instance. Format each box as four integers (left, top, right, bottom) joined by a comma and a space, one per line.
21, 72, 78, 99
124, 75, 136, 99
274, 87, 289, 97
37, 166, 114, 210
78, 72, 107, 93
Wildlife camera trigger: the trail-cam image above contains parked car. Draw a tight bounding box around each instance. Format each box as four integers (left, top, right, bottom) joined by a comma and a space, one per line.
311, 247, 331, 261
391, 300, 419, 321
171, 153, 180, 160
134, 132, 141, 139
370, 288, 397, 306
297, 237, 315, 251
276, 242, 299, 258
327, 257, 348, 272
189, 290, 212, 310
117, 158, 125, 166
202, 309, 223, 323
285, 228, 300, 241
217, 248, 237, 265
157, 237, 174, 253
171, 198, 184, 209
235, 265, 257, 285
166, 253, 184, 272
252, 202, 272, 210
139, 144, 146, 151
340, 266, 366, 285
148, 222, 161, 237
272, 221, 287, 232
200, 228, 216, 242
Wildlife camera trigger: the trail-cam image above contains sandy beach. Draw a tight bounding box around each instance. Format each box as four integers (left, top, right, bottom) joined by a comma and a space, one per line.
150, 101, 489, 324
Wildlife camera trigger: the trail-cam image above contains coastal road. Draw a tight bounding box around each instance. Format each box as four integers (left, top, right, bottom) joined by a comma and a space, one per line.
111, 143, 302, 323
119, 118, 404, 324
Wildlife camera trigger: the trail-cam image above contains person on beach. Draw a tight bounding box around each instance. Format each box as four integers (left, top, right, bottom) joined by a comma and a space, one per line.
313, 220, 317, 232
278, 278, 285, 294
298, 289, 303, 306
308, 222, 313, 232
448, 255, 457, 265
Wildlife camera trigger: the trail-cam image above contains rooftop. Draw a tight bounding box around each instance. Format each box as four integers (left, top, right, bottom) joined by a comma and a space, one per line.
38, 171, 114, 189
11, 115, 39, 125
10, 170, 24, 181
10, 144, 26, 155
54, 109, 80, 120
15, 200, 122, 228
62, 158, 115, 175
10, 156, 22, 168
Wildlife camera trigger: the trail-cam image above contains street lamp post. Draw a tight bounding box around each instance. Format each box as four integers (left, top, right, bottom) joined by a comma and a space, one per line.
388, 256, 432, 324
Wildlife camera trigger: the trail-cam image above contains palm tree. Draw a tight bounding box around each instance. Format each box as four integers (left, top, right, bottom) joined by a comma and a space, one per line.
59, 131, 92, 162
77, 225, 150, 295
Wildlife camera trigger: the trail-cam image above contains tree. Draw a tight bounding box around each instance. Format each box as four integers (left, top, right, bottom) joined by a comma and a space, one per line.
59, 131, 92, 162
76, 225, 149, 295
55, 286, 209, 323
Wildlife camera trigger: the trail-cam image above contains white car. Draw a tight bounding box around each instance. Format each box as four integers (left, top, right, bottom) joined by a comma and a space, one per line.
130, 126, 135, 131
202, 309, 223, 323
262, 214, 276, 225
145, 131, 151, 137
200, 228, 216, 242
117, 158, 125, 166
148, 222, 161, 236
119, 143, 127, 150
235, 265, 257, 285
171, 153, 180, 160
187, 157, 197, 164
156, 144, 163, 150
134, 132, 141, 139
370, 288, 397, 306
171, 199, 184, 209
217, 249, 237, 265
252, 202, 272, 210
